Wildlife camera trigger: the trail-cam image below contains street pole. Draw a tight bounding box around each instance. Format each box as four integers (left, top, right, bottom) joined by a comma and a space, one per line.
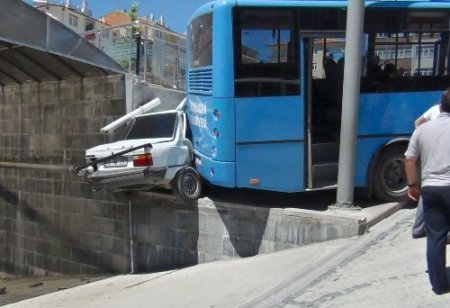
334, 0, 365, 209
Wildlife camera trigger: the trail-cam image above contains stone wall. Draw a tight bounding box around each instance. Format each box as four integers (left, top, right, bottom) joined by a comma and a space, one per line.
0, 76, 131, 276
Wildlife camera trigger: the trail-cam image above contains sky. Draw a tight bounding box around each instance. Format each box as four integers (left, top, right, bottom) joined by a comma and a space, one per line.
28, 0, 211, 33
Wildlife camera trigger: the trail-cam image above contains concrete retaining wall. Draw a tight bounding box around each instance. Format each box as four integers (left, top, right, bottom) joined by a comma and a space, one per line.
0, 76, 131, 276
0, 77, 366, 278
131, 194, 366, 272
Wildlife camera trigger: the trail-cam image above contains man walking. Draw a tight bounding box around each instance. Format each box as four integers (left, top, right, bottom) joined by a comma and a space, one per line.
405, 88, 450, 295
412, 103, 441, 238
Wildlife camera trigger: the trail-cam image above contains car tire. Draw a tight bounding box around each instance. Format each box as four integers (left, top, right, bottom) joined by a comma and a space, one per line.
372, 144, 408, 202
172, 166, 202, 204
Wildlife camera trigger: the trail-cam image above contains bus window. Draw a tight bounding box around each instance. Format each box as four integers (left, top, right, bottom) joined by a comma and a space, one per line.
362, 9, 450, 93
189, 13, 212, 68
233, 8, 300, 97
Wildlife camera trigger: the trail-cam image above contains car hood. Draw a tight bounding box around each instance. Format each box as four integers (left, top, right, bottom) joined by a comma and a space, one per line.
86, 138, 173, 157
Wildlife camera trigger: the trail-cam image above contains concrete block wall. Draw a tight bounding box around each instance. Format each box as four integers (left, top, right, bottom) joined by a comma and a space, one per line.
0, 76, 132, 276
129, 194, 366, 273
131, 81, 185, 112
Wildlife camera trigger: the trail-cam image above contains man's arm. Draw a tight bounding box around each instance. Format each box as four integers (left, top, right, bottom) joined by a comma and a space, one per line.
405, 155, 420, 201
414, 116, 426, 128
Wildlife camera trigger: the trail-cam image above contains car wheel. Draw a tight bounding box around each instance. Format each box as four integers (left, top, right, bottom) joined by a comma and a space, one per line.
172, 167, 202, 204
372, 144, 408, 202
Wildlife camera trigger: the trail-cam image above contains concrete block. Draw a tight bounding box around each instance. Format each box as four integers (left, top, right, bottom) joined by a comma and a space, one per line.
38, 82, 58, 103
1, 217, 17, 232
257, 239, 276, 254
110, 237, 129, 255
175, 230, 198, 250
107, 76, 125, 99
146, 207, 177, 228
297, 223, 319, 245
89, 217, 115, 236
5, 206, 18, 219
274, 217, 301, 245
197, 252, 226, 264
135, 243, 159, 265
274, 241, 296, 252
57, 244, 72, 260
111, 254, 128, 272
82, 233, 107, 251
176, 210, 199, 230
57, 197, 82, 214
163, 228, 177, 247
0, 245, 11, 260
222, 237, 235, 257
21, 84, 39, 104
71, 246, 94, 264
159, 247, 178, 265
80, 264, 103, 275
135, 224, 163, 245
60, 79, 83, 101
197, 232, 223, 255
114, 221, 128, 237
59, 259, 81, 274
35, 240, 51, 255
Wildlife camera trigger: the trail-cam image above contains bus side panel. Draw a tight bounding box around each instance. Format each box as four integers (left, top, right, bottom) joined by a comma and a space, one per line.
354, 137, 391, 186
195, 150, 236, 187
235, 97, 303, 142
358, 92, 440, 135
235, 96, 303, 191
236, 142, 303, 192
354, 91, 439, 187
189, 95, 235, 162
189, 94, 236, 187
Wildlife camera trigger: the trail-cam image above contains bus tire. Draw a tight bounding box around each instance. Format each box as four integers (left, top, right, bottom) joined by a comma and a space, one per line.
172, 166, 202, 204
372, 144, 408, 202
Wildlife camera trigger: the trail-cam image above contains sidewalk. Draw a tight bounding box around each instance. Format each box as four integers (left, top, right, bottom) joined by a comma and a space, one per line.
6, 206, 448, 308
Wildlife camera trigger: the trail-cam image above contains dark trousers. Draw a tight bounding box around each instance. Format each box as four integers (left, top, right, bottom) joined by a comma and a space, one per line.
422, 186, 450, 294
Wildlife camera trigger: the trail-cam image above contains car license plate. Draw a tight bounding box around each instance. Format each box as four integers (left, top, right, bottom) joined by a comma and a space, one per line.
103, 156, 128, 168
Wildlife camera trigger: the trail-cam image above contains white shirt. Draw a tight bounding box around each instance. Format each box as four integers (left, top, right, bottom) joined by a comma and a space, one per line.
422, 104, 441, 121
405, 113, 450, 187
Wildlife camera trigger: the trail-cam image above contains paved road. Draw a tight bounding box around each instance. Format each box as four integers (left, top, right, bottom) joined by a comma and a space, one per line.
6, 208, 450, 307
257, 209, 448, 308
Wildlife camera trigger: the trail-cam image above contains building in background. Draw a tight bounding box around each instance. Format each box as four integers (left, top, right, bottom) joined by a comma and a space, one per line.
99, 10, 186, 89
32, 0, 109, 42
31, 0, 186, 90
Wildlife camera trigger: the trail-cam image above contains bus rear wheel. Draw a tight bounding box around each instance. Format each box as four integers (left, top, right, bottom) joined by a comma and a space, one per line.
372, 144, 408, 202
172, 167, 202, 204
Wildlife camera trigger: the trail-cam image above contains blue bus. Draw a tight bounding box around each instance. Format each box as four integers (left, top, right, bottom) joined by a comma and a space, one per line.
186, 0, 450, 201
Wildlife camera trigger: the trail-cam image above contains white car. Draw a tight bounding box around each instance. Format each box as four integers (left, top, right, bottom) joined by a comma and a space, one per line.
76, 106, 202, 204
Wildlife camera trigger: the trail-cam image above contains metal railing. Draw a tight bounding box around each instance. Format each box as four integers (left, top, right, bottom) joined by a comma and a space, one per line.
81, 20, 186, 90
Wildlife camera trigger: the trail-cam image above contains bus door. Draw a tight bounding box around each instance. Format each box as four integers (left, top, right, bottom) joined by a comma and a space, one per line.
303, 35, 346, 189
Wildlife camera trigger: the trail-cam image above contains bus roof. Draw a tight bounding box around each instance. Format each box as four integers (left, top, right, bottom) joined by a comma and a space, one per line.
234, 0, 450, 8
188, 0, 450, 26
191, 0, 450, 14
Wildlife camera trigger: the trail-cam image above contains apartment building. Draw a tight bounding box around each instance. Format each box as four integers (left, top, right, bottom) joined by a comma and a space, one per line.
32, 0, 109, 42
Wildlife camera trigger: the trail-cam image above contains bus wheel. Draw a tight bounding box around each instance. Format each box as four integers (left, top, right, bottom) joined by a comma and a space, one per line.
372, 144, 408, 202
172, 167, 202, 204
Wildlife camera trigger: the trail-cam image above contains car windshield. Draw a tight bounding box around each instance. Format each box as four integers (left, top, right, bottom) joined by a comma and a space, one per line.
121, 112, 177, 140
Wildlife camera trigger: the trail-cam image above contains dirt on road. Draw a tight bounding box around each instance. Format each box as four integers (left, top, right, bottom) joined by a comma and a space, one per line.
0, 275, 111, 306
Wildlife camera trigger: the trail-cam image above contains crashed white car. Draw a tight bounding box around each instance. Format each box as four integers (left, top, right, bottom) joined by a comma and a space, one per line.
75, 99, 202, 204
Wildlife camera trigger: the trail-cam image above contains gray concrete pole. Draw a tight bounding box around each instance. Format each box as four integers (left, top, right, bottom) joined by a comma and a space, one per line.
334, 0, 365, 208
